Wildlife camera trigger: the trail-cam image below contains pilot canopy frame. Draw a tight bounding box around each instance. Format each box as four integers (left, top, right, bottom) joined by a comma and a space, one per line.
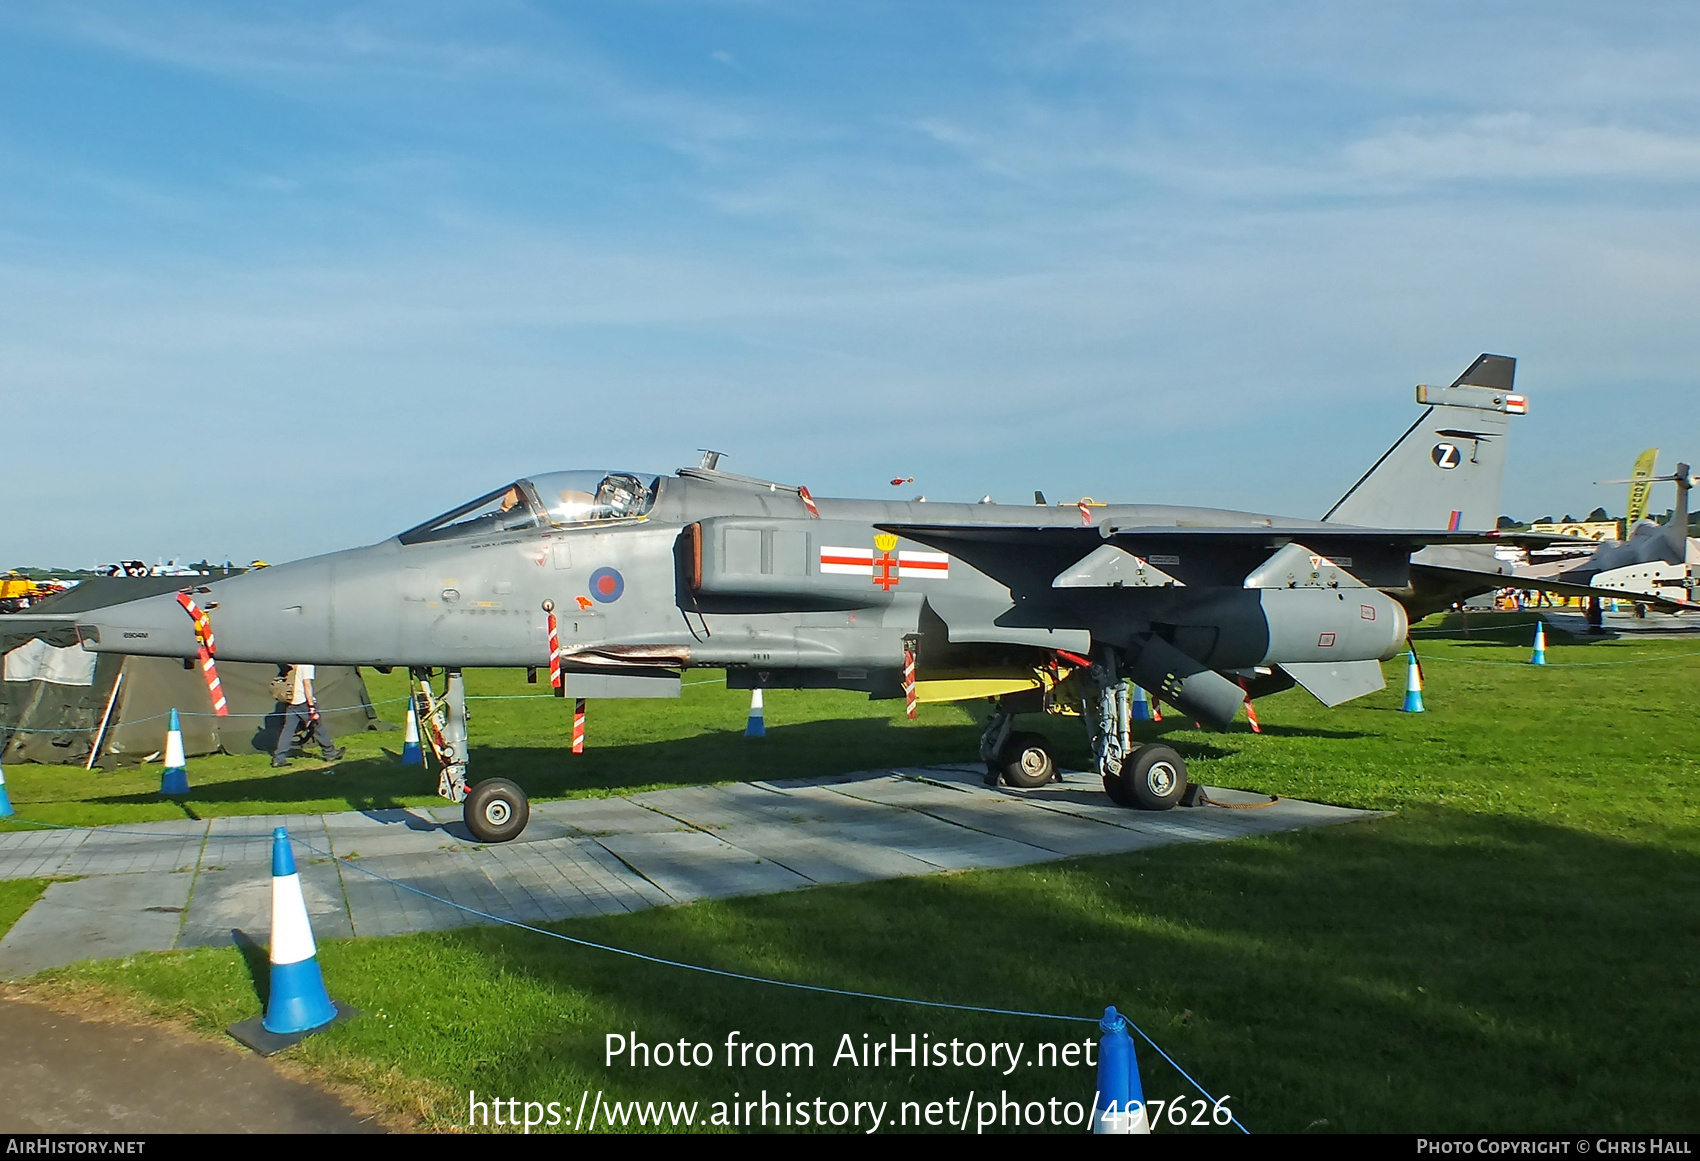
398, 471, 660, 545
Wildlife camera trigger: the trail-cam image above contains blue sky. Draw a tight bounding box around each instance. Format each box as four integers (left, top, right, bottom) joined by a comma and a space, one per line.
4, 2, 1698, 565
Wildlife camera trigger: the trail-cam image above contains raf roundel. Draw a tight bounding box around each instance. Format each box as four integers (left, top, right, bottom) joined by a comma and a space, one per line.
588, 567, 625, 604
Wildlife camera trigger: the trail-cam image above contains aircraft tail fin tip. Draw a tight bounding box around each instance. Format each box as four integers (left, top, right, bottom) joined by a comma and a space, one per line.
1452, 353, 1516, 392
1324, 354, 1520, 531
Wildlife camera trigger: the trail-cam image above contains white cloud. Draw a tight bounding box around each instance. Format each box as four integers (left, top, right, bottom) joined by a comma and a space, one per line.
1345, 113, 1700, 184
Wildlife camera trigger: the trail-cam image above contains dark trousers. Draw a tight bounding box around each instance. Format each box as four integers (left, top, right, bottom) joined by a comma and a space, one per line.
275, 703, 336, 760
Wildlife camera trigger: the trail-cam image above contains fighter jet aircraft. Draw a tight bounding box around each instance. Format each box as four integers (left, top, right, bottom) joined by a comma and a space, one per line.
72, 354, 1581, 842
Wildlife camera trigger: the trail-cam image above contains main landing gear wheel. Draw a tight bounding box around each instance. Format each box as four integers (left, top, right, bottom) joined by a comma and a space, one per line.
1102, 748, 1139, 807
999, 731, 1056, 789
464, 778, 530, 843
1125, 744, 1187, 811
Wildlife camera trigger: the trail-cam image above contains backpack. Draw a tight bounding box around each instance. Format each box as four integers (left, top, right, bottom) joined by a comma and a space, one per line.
269, 669, 295, 704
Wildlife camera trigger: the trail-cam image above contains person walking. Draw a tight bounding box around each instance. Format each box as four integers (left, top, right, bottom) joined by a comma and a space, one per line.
1586, 595, 1605, 634
272, 664, 345, 768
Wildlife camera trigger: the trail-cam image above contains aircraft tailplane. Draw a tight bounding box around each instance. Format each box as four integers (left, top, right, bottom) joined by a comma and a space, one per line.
1324, 354, 1522, 532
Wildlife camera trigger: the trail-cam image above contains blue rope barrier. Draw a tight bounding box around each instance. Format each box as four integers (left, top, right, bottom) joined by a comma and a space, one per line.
2, 678, 727, 734
291, 833, 1250, 1134
0, 814, 1246, 1132
1420, 648, 1700, 668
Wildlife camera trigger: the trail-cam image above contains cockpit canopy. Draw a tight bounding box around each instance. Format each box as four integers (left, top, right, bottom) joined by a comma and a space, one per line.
398, 471, 660, 545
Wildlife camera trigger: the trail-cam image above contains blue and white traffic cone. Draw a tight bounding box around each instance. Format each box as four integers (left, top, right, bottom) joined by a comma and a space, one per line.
745, 688, 766, 738
0, 759, 14, 818
262, 827, 339, 1036
1093, 1006, 1149, 1134
1131, 684, 1153, 722
400, 696, 423, 766
160, 708, 189, 796
1529, 621, 1547, 666
1402, 650, 1425, 713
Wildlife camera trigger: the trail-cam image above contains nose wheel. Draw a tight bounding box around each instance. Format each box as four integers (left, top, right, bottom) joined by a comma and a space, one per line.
464, 778, 530, 843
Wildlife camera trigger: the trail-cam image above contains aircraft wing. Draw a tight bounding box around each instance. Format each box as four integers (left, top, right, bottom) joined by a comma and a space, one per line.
879, 523, 1589, 549
878, 523, 1593, 589
1413, 562, 1700, 613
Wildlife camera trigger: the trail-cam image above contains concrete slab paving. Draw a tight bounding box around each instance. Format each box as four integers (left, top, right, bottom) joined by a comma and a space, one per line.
533, 795, 692, 836
323, 812, 472, 859
463, 842, 590, 923
0, 765, 1380, 975
53, 821, 207, 879
594, 830, 812, 902
342, 850, 491, 936
522, 836, 675, 911
0, 828, 91, 881
203, 813, 330, 869
0, 872, 194, 976
892, 795, 1151, 857
705, 824, 947, 885
633, 782, 862, 830
826, 773, 984, 811
821, 807, 1058, 871
178, 860, 352, 949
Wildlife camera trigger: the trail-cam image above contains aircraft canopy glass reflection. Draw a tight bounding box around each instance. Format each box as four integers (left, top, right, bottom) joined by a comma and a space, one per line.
398, 471, 660, 544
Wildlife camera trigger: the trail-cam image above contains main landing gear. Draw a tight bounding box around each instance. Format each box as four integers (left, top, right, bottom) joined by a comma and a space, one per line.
980, 711, 1059, 789
976, 650, 1190, 811
413, 668, 532, 843
1102, 743, 1188, 810
1087, 648, 1188, 811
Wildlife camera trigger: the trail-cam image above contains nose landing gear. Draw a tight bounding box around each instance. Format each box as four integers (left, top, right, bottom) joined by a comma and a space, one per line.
412, 667, 532, 843
464, 777, 531, 844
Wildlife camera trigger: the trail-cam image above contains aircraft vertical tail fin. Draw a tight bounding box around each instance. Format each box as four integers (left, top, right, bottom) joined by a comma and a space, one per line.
1665, 462, 1691, 563
1323, 354, 1523, 531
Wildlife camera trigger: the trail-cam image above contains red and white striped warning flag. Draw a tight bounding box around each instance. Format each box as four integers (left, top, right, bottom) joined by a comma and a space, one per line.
175, 591, 228, 716
544, 602, 562, 691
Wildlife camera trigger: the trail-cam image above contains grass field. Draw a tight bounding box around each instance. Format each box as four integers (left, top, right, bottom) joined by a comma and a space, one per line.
0, 671, 988, 828
9, 614, 1700, 1133
0, 878, 47, 941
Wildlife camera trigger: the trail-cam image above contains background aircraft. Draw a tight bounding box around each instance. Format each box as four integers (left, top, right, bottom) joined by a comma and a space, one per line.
1515, 452, 1698, 606
72, 355, 1590, 841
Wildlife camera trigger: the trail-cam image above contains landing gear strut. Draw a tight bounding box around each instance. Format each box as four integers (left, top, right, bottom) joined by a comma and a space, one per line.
1087, 649, 1186, 811
412, 667, 531, 843
439, 668, 469, 804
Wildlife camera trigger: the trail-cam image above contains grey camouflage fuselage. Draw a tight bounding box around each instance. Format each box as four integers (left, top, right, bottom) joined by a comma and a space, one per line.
76, 355, 1549, 735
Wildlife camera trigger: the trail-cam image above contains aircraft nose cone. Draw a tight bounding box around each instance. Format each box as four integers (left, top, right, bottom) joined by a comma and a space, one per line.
75, 591, 204, 659
77, 557, 342, 664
